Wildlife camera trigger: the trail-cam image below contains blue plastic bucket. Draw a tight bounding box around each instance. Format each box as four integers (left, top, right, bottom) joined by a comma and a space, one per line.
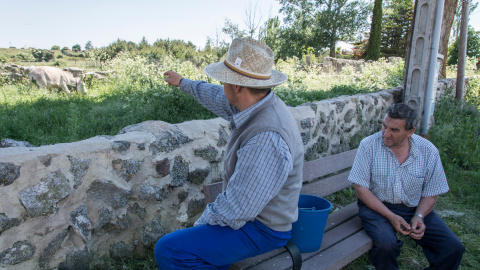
290, 194, 332, 253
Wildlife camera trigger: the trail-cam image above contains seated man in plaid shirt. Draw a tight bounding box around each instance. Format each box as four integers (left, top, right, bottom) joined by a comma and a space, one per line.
348, 103, 464, 270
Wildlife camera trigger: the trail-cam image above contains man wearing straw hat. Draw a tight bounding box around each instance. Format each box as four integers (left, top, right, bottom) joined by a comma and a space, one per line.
155, 38, 304, 269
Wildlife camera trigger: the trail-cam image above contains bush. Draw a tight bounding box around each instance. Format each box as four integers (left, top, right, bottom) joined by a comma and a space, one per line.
31, 49, 54, 62
428, 84, 480, 171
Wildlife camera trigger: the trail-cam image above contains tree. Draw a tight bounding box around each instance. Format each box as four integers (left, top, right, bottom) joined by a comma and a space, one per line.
279, 0, 370, 57
451, 0, 478, 38
260, 16, 282, 57
31, 49, 54, 62
51, 45, 60, 50
222, 19, 246, 42
85, 41, 94, 50
138, 36, 150, 50
72, 44, 81, 52
439, 0, 459, 78
244, 1, 263, 39
447, 27, 480, 69
381, 0, 414, 57
366, 0, 383, 60
440, 0, 478, 77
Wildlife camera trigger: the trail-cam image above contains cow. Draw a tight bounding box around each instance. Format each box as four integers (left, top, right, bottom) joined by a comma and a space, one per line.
28, 66, 87, 96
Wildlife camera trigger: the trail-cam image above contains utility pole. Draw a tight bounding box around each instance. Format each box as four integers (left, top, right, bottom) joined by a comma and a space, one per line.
455, 0, 470, 100
403, 0, 445, 136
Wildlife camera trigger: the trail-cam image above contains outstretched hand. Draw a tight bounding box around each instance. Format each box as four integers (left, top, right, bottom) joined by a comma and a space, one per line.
164, 71, 183, 87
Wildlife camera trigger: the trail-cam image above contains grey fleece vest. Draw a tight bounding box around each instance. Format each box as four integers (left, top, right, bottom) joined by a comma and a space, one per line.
223, 94, 304, 231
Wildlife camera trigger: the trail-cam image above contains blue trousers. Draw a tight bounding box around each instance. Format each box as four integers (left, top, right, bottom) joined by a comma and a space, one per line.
154, 219, 291, 270
358, 200, 464, 270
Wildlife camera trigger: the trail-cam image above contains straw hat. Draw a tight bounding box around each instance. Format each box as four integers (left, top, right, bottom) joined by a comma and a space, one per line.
204, 38, 288, 89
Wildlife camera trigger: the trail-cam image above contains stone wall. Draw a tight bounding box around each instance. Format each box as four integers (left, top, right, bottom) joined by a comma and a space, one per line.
322, 57, 365, 73
0, 79, 456, 269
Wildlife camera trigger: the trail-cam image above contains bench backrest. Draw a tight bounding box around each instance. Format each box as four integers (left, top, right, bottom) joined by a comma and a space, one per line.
301, 148, 357, 197
203, 149, 358, 204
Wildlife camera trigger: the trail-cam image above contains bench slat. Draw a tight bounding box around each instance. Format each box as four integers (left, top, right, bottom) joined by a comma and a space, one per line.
247, 216, 365, 270
301, 231, 372, 270
203, 182, 223, 204
303, 149, 357, 183
301, 170, 352, 198
324, 202, 358, 232
230, 202, 359, 270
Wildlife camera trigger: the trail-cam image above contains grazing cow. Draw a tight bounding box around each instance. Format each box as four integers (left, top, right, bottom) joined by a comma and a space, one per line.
29, 66, 87, 96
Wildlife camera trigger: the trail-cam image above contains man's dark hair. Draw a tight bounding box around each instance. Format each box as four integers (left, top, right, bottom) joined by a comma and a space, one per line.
247, 87, 271, 96
386, 103, 417, 130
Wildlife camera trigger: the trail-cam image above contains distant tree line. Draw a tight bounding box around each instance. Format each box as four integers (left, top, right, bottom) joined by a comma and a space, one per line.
23, 0, 477, 69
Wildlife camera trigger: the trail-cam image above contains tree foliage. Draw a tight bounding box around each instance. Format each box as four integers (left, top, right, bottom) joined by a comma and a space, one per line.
451, 0, 478, 39
380, 0, 413, 57
278, 0, 370, 57
439, 0, 459, 78
72, 44, 81, 52
31, 49, 54, 62
366, 0, 383, 60
222, 19, 246, 42
85, 41, 94, 51
448, 27, 480, 69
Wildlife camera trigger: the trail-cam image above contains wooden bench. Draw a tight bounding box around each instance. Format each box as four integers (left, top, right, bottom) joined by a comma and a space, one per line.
203, 148, 372, 270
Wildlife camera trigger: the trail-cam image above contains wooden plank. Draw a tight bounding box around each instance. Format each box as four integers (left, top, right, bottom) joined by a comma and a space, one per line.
301, 230, 372, 270
303, 149, 357, 183
247, 217, 365, 270
231, 202, 359, 270
203, 182, 223, 204
228, 248, 287, 270
324, 202, 358, 232
301, 170, 352, 198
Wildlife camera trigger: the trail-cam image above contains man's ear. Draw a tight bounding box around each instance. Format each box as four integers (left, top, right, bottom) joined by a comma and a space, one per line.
407, 127, 416, 137
234, 85, 244, 94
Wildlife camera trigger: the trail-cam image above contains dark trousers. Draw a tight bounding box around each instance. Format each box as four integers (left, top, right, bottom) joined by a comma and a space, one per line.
358, 200, 464, 270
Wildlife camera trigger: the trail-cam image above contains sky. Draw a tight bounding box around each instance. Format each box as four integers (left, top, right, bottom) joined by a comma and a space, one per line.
1, 0, 283, 50
1, 0, 479, 51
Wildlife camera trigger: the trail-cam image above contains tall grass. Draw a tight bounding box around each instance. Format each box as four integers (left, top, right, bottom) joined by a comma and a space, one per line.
0, 54, 404, 146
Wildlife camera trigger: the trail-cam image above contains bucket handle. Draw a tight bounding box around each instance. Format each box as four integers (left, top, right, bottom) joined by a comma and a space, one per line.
299, 207, 316, 211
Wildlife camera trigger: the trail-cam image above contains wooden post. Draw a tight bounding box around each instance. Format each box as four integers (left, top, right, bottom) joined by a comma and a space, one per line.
455, 0, 470, 100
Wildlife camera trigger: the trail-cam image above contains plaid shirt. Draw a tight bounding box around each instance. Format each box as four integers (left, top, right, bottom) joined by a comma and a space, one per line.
180, 79, 293, 229
348, 132, 449, 207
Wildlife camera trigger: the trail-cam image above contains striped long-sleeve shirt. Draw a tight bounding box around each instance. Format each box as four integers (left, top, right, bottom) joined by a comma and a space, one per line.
180, 79, 293, 230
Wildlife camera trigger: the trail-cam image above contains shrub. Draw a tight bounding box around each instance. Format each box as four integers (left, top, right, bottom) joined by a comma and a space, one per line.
428, 85, 480, 171
31, 49, 54, 62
